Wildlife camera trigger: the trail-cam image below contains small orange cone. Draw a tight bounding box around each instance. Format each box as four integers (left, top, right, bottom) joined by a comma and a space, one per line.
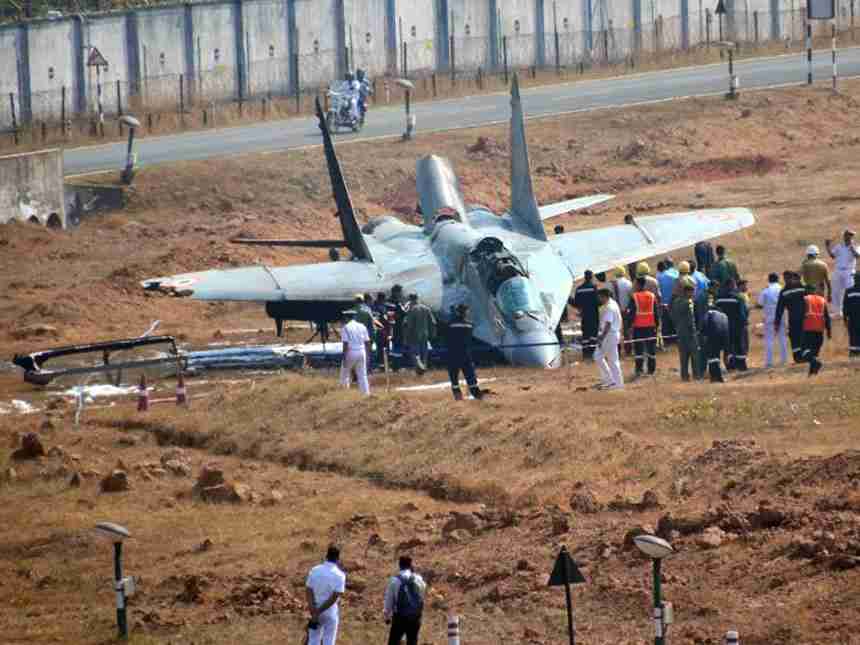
137, 374, 149, 412
175, 370, 188, 406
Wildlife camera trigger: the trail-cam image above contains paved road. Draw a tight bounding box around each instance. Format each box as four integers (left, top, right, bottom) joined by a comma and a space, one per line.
64, 48, 860, 177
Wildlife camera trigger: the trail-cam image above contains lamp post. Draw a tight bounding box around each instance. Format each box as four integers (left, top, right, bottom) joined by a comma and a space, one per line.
95, 522, 132, 640
634, 534, 675, 645
395, 78, 415, 140
119, 115, 140, 185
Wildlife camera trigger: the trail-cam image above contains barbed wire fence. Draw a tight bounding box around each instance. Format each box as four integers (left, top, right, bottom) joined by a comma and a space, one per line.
1, 7, 857, 147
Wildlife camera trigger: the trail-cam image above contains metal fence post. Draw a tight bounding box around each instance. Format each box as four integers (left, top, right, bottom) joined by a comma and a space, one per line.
706, 9, 712, 49
450, 33, 456, 84
502, 35, 508, 84
753, 11, 759, 45
60, 86, 67, 137
832, 23, 838, 93
10, 93, 18, 145
179, 74, 185, 125
807, 22, 813, 85
116, 79, 123, 117
293, 53, 300, 113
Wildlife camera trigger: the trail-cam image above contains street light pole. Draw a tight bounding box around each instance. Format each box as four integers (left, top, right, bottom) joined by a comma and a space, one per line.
113, 541, 128, 639
634, 535, 675, 645
652, 557, 664, 645
95, 522, 132, 640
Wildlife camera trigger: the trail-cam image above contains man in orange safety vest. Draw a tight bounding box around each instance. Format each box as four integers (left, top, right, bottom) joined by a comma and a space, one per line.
626, 276, 660, 378
800, 284, 831, 376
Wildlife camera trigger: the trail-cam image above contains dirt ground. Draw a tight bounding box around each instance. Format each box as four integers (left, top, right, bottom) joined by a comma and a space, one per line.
1, 80, 860, 644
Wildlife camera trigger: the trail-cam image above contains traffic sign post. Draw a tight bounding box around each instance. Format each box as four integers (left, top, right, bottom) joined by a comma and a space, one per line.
548, 545, 586, 645
715, 0, 726, 42
87, 47, 109, 128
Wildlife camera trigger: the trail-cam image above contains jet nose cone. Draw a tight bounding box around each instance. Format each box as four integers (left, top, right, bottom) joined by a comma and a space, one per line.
504, 330, 562, 368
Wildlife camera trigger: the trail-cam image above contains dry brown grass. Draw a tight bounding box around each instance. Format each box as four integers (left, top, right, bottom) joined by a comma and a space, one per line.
3, 78, 860, 645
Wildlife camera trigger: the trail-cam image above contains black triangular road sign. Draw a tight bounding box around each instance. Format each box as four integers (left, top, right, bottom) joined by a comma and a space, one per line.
548, 546, 586, 586
87, 47, 109, 68
714, 0, 727, 15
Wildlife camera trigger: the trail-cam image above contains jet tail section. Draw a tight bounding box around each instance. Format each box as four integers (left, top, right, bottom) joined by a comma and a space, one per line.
509, 74, 548, 242
315, 98, 374, 262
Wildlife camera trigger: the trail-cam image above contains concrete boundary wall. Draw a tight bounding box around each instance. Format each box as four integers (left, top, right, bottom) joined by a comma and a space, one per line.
0, 148, 66, 228
0, 0, 815, 129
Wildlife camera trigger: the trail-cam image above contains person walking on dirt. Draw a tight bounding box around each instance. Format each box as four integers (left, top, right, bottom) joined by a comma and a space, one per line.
656, 260, 678, 346
339, 309, 371, 395
306, 545, 347, 645
775, 271, 807, 364
595, 288, 624, 390
695, 240, 716, 277
800, 245, 831, 300
627, 276, 659, 378
389, 285, 408, 354
843, 272, 860, 358
800, 284, 831, 376
403, 293, 435, 375
827, 230, 859, 318
689, 259, 710, 299
698, 302, 730, 383
709, 245, 740, 289
715, 278, 749, 371
445, 303, 483, 401
671, 283, 702, 381
611, 266, 633, 355
383, 556, 427, 645
572, 270, 600, 361
757, 273, 788, 367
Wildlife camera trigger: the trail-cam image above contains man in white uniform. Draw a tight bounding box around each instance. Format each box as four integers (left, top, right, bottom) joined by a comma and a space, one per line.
340, 310, 371, 395
827, 230, 859, 317
595, 288, 624, 390
757, 272, 788, 367
306, 545, 347, 645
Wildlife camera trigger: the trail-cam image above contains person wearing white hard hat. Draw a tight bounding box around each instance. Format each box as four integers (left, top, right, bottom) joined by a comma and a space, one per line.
800, 245, 831, 300
826, 230, 859, 318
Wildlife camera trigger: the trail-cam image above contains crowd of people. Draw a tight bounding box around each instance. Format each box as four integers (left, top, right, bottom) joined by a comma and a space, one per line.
338, 230, 858, 398
570, 229, 859, 390
339, 287, 484, 400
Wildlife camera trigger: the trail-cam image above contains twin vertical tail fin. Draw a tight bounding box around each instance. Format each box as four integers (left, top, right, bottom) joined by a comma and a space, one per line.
509, 74, 548, 242
315, 97, 374, 262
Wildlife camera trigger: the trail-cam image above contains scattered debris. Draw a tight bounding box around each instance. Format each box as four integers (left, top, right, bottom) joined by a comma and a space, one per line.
100, 469, 130, 493
12, 432, 45, 460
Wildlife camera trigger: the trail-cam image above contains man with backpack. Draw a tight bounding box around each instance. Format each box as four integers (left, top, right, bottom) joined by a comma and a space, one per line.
383, 556, 427, 645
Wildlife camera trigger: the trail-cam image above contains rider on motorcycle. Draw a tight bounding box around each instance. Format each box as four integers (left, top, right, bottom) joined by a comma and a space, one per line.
356, 69, 373, 119
344, 72, 361, 123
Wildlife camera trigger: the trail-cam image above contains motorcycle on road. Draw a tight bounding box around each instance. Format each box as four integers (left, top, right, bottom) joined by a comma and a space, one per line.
325, 81, 362, 134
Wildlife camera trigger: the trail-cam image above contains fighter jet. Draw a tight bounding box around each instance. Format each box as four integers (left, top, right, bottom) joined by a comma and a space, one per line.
142, 75, 754, 368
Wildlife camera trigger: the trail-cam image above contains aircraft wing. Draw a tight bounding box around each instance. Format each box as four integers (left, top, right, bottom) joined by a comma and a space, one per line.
551, 208, 755, 278
142, 261, 386, 302
539, 194, 614, 220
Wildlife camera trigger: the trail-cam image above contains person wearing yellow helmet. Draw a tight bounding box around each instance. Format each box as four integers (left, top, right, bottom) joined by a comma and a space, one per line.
635, 261, 661, 303
672, 261, 696, 299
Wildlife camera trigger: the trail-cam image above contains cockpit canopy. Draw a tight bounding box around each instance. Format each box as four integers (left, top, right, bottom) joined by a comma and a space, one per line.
497, 276, 544, 319
469, 237, 528, 294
